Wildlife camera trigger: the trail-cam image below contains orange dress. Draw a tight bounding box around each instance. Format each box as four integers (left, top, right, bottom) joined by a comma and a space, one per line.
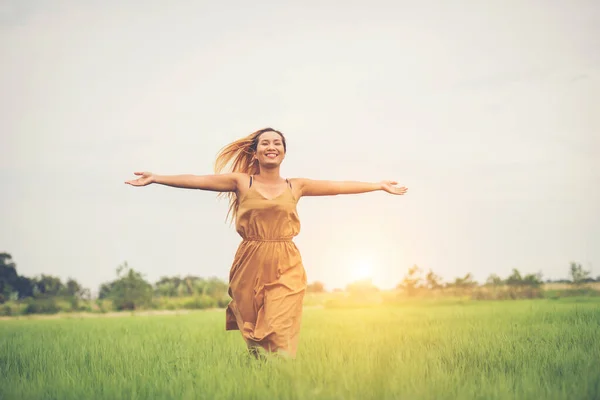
225, 178, 307, 357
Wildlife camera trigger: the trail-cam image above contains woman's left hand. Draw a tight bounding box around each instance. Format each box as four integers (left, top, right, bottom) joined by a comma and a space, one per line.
380, 181, 408, 195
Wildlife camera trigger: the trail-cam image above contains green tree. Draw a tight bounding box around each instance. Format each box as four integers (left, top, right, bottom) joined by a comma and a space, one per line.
505, 269, 523, 286
522, 272, 543, 287
569, 262, 591, 286
448, 273, 477, 289
32, 275, 65, 298
485, 274, 503, 286
154, 276, 180, 297
64, 278, 84, 298
0, 253, 18, 303
397, 265, 423, 296
0, 254, 34, 302
203, 277, 228, 297
99, 262, 153, 310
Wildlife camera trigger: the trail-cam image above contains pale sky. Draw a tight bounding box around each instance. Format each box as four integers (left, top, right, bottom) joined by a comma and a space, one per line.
1, 0, 599, 293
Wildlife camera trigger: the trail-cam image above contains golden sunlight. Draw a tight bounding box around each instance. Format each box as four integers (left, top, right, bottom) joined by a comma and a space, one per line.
350, 259, 374, 282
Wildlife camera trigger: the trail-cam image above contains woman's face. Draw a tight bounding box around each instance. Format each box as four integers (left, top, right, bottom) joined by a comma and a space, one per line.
255, 131, 286, 168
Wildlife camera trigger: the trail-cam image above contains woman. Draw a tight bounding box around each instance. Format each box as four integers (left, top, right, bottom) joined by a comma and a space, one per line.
125, 128, 408, 358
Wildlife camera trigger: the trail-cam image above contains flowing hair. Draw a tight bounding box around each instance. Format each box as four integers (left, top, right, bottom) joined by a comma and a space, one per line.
214, 128, 287, 223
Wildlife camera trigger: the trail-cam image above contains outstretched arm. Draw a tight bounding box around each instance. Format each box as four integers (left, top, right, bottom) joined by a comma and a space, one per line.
125, 171, 244, 192
295, 178, 408, 197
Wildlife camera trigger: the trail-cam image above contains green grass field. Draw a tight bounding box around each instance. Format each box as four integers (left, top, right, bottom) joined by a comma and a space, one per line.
1, 298, 599, 400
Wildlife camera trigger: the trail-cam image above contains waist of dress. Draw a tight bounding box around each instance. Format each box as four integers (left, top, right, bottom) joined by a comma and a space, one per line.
242, 237, 294, 242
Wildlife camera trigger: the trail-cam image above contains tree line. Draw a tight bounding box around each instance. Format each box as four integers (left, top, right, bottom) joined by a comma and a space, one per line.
394, 263, 597, 300
0, 253, 230, 316
308, 263, 599, 300
1, 251, 598, 316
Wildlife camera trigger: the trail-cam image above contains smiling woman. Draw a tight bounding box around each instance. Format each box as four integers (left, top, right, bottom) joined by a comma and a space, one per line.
124, 127, 408, 359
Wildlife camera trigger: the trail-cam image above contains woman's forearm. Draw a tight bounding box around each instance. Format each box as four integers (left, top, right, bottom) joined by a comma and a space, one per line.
299, 179, 382, 196
153, 174, 201, 189
153, 174, 238, 192
329, 181, 382, 195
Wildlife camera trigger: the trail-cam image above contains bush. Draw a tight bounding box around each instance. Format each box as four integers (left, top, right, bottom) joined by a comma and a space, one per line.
182, 295, 217, 310
23, 298, 60, 315
471, 286, 544, 300
100, 262, 153, 311
548, 287, 600, 298
216, 294, 231, 308
94, 299, 112, 313
0, 304, 13, 316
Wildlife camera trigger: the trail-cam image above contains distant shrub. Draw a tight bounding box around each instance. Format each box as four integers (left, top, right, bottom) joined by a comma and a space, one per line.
99, 262, 153, 311
0, 304, 13, 316
549, 287, 600, 298
216, 294, 231, 308
23, 298, 60, 315
182, 295, 217, 310
94, 299, 112, 313
471, 286, 544, 300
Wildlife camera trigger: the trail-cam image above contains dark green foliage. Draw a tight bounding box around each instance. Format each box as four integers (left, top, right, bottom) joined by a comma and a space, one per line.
154, 275, 228, 298
23, 297, 60, 314
32, 274, 65, 297
100, 262, 153, 310
0, 304, 13, 316
0, 253, 34, 303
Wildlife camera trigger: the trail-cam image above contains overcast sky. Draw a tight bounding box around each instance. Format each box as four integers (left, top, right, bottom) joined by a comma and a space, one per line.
1, 0, 599, 292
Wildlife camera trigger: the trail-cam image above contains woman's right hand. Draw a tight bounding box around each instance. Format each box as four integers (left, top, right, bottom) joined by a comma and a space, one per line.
125, 171, 155, 186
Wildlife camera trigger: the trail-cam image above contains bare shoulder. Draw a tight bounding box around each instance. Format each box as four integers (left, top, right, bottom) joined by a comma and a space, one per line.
288, 178, 308, 187
230, 172, 250, 184
288, 177, 308, 197
232, 172, 252, 195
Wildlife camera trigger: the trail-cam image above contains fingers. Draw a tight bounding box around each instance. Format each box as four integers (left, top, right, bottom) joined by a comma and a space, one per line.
392, 186, 408, 195
125, 172, 149, 186
124, 178, 145, 186
382, 180, 407, 195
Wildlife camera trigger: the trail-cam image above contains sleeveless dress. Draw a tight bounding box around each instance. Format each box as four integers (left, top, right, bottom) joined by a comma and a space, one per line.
225, 177, 307, 357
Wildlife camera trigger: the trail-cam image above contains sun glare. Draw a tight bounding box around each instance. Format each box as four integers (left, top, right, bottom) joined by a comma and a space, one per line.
351, 260, 373, 282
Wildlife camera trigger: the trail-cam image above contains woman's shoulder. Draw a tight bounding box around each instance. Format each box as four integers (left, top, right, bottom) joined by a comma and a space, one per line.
231, 173, 253, 192
287, 177, 308, 187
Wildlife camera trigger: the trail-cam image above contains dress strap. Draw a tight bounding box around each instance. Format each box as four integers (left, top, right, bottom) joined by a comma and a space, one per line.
249, 175, 253, 188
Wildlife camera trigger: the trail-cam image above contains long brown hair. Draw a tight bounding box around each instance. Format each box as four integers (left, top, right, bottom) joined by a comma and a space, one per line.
214, 128, 287, 223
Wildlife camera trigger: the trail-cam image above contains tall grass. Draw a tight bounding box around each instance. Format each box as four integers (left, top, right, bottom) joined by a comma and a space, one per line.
1, 298, 599, 399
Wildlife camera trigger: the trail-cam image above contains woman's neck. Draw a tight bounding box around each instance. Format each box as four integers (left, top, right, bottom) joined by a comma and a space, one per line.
256, 167, 282, 183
